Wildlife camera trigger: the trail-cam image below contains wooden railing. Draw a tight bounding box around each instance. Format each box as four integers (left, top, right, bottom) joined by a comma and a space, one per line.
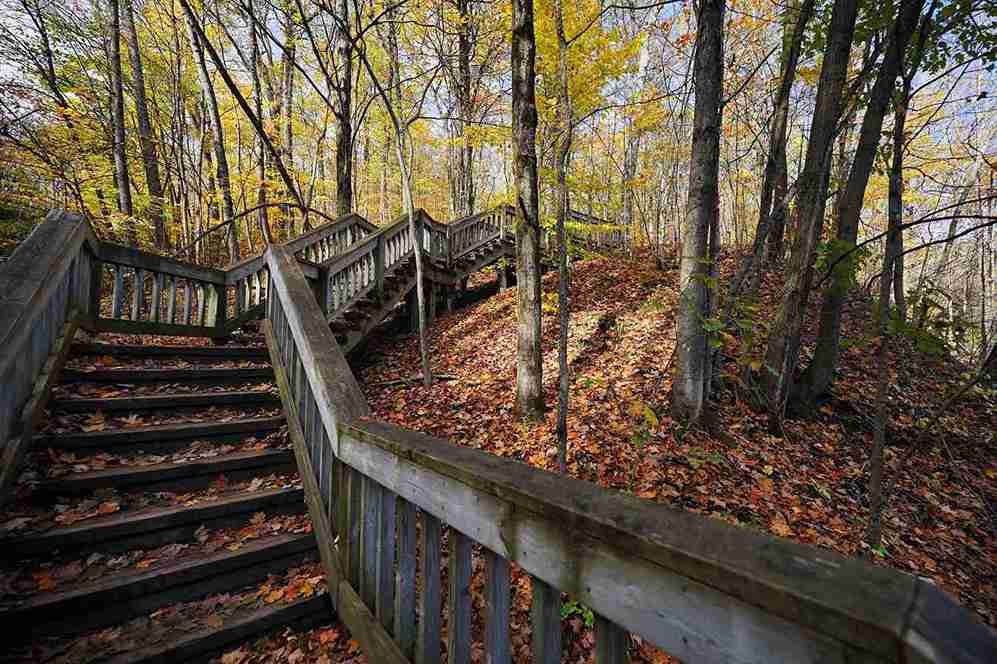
448, 205, 514, 262
0, 211, 100, 491
318, 211, 453, 321
263, 242, 997, 664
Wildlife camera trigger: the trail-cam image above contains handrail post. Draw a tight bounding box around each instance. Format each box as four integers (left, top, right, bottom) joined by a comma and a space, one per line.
374, 234, 385, 302
210, 282, 227, 337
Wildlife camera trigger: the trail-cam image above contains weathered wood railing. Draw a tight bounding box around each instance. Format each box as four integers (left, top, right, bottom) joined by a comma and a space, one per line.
90, 241, 230, 336
225, 212, 378, 327
263, 242, 997, 663
319, 211, 447, 321
0, 211, 100, 491
448, 205, 514, 263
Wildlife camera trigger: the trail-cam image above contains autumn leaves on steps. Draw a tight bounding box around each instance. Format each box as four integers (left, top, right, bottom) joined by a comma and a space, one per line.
0, 336, 332, 663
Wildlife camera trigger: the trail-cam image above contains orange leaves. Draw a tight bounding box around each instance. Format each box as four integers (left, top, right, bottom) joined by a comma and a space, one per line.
53, 500, 119, 526
81, 411, 107, 432
770, 513, 793, 538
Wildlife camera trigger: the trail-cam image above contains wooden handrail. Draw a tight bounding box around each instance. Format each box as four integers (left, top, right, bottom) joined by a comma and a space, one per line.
260, 209, 997, 663
0, 211, 99, 494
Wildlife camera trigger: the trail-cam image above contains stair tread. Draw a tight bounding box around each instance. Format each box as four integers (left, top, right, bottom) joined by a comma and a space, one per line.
1, 531, 315, 616
50, 390, 279, 412
72, 343, 267, 358
5, 485, 304, 550
6, 564, 329, 664
36, 416, 286, 447
36, 448, 294, 492
60, 367, 274, 383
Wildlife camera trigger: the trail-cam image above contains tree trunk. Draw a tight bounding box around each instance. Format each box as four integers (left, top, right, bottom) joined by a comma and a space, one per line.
760, 0, 859, 426
512, 0, 544, 419
726, 0, 815, 307
454, 0, 475, 217
866, 131, 907, 553
333, 0, 353, 216
672, 0, 725, 424
553, 0, 572, 473
121, 0, 166, 249
246, 2, 272, 244
185, 9, 239, 263
281, 15, 297, 232
108, 0, 135, 230
795, 0, 926, 405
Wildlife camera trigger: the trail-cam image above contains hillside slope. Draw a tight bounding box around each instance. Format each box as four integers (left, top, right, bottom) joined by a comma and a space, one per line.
357, 251, 996, 636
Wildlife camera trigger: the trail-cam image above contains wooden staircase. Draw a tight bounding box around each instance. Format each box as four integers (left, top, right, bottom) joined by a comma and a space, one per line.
0, 337, 329, 663
326, 232, 517, 354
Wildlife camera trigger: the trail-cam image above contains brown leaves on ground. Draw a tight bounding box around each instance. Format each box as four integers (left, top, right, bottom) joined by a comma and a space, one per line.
358, 250, 996, 642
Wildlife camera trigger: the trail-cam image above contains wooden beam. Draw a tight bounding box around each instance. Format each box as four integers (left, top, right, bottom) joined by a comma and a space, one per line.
96, 240, 227, 284
337, 420, 988, 663
0, 315, 79, 498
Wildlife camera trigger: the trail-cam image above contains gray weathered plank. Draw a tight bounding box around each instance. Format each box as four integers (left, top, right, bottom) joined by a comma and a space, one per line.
377, 488, 396, 633
264, 245, 369, 458
531, 577, 561, 664
182, 281, 192, 325
596, 615, 629, 664
151, 273, 162, 323
394, 498, 417, 658
112, 265, 125, 318
484, 549, 510, 664
340, 421, 913, 664
348, 467, 363, 590
96, 241, 226, 284
447, 529, 473, 664
417, 511, 442, 664
131, 269, 145, 321
362, 476, 381, 609
166, 276, 176, 324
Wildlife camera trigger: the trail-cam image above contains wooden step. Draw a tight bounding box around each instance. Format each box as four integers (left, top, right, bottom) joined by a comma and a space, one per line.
5, 487, 305, 556
36, 416, 285, 452
50, 390, 280, 413
107, 594, 329, 664
35, 449, 295, 495
60, 367, 274, 384
3, 532, 316, 638
72, 343, 268, 360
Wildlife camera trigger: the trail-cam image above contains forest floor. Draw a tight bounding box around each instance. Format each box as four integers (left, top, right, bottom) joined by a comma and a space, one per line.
352, 249, 996, 662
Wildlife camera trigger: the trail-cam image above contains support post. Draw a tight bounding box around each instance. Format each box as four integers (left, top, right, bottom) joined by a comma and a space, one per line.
374, 234, 385, 302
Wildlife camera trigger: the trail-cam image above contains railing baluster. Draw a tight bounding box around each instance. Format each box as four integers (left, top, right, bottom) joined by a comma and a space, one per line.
447, 529, 473, 664
417, 511, 442, 664
395, 499, 417, 658
377, 488, 396, 632
131, 268, 145, 321
362, 476, 381, 608
596, 615, 629, 663
151, 272, 162, 322
348, 466, 364, 589
196, 283, 206, 325
111, 265, 125, 318
235, 278, 245, 317
182, 280, 192, 326
531, 577, 561, 663
166, 276, 176, 324
484, 549, 510, 664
